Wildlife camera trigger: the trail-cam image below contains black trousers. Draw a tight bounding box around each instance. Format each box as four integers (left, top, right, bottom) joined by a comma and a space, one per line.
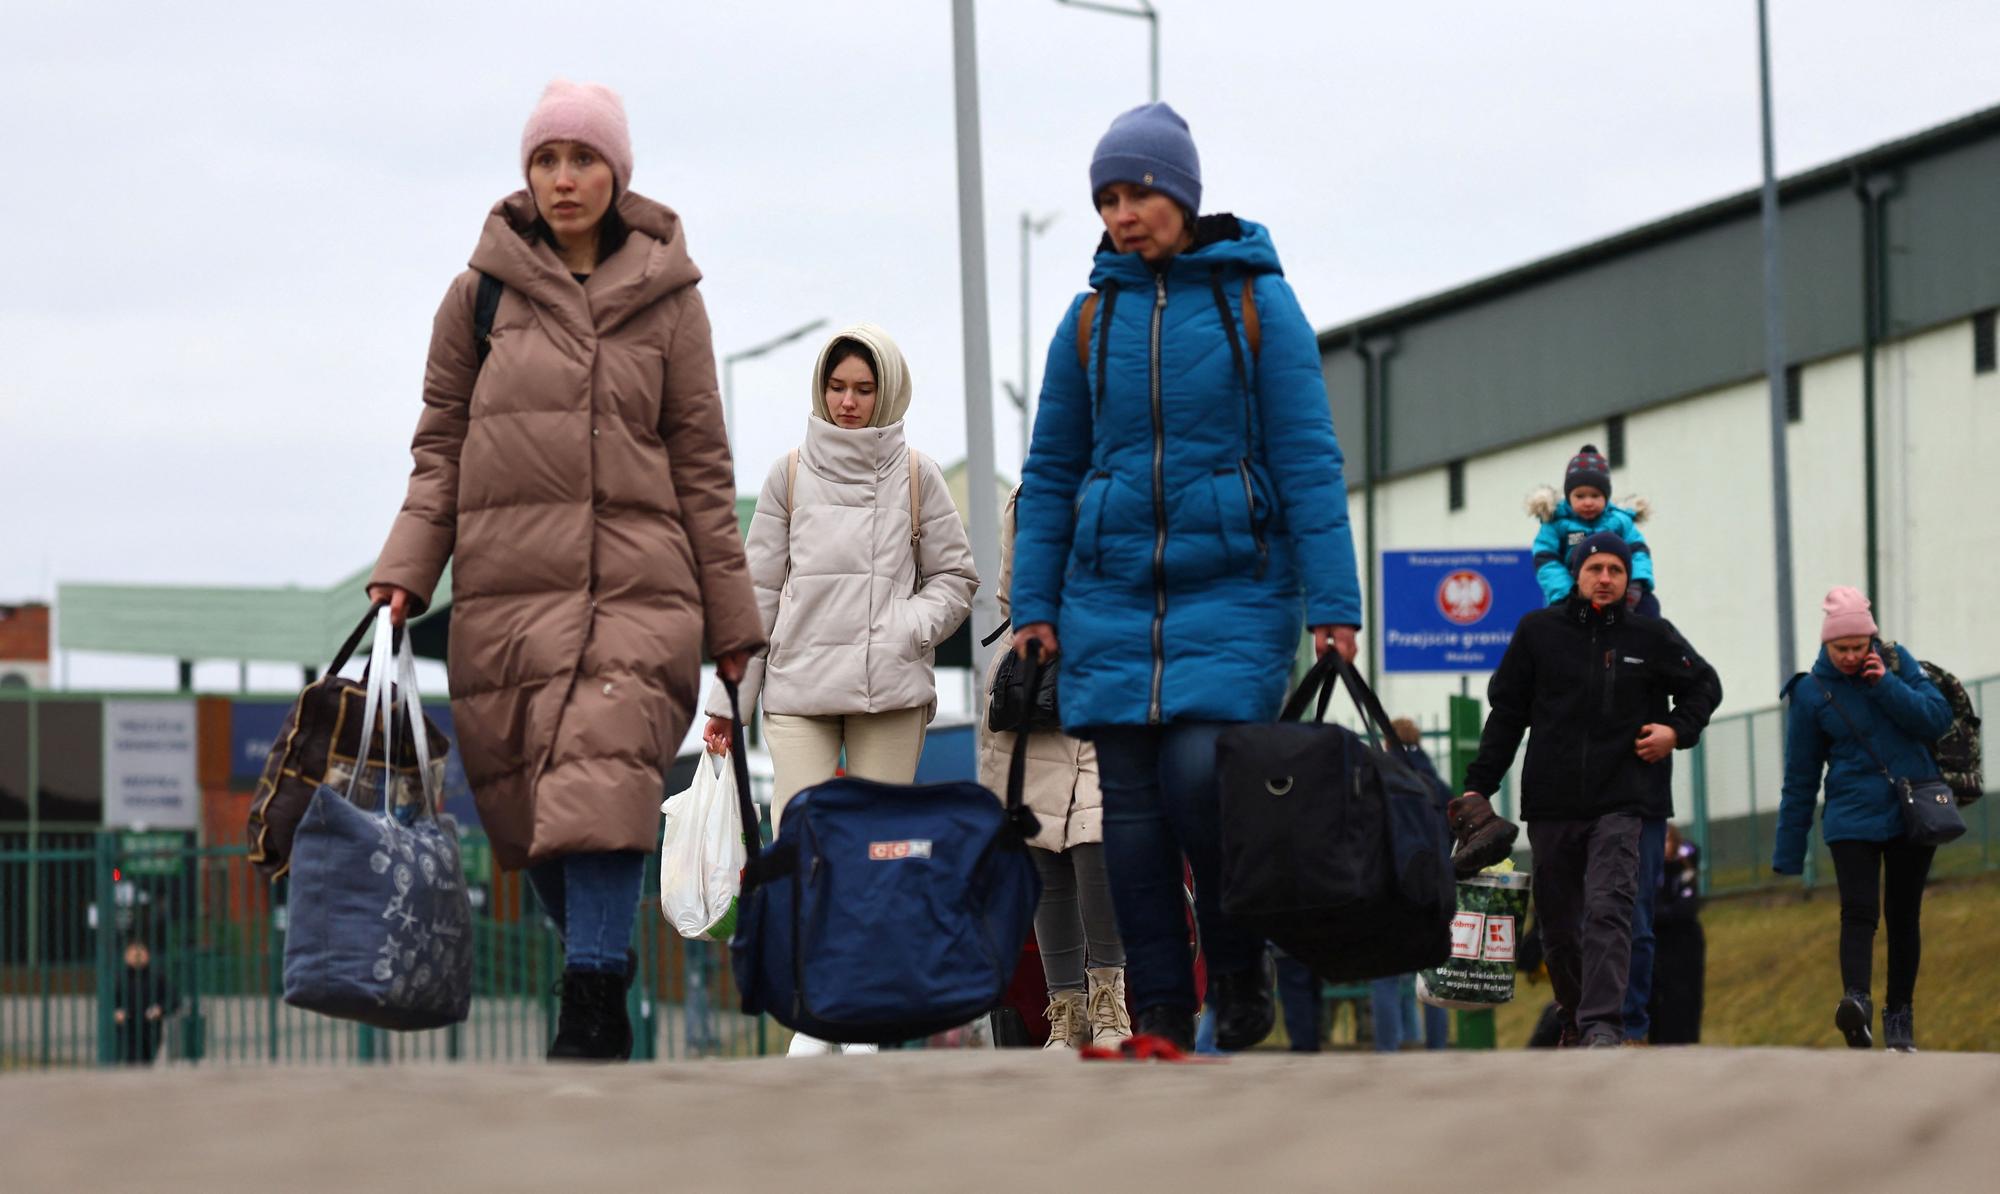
1647, 920, 1705, 1045
1828, 838, 1935, 1009
1528, 815, 1642, 1043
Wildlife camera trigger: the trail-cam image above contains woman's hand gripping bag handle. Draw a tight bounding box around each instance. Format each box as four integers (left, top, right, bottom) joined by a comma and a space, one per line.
1003, 642, 1048, 845
719, 677, 766, 896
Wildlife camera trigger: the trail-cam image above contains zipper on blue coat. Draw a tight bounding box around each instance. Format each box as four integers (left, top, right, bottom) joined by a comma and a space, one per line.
1148, 272, 1169, 725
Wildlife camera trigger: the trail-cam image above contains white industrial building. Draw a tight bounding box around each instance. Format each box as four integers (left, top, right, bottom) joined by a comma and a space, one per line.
1316, 105, 1999, 860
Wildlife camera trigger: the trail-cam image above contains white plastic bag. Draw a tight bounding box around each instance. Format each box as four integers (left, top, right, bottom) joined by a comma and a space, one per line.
659, 752, 748, 941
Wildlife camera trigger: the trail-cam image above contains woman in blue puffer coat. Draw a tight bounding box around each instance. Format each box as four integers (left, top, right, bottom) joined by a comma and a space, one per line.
1011, 102, 1362, 1051
1773, 586, 1954, 1053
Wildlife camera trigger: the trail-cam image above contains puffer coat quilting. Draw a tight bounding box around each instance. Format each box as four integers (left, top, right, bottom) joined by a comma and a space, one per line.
372, 189, 763, 870
1010, 216, 1362, 732
702, 342, 978, 724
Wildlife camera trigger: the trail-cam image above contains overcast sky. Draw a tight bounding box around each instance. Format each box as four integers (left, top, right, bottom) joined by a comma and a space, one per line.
6, 0, 1998, 689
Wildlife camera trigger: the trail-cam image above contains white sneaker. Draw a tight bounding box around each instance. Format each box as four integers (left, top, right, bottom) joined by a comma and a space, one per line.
787, 1031, 835, 1057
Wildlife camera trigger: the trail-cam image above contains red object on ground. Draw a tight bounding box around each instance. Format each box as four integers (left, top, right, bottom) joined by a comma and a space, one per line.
1079, 1034, 1222, 1064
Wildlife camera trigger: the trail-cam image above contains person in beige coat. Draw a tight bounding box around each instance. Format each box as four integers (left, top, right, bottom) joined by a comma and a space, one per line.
977, 489, 1129, 1050
368, 81, 761, 1062
701, 323, 978, 1055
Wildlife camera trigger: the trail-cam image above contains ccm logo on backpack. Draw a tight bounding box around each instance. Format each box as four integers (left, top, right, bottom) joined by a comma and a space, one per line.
868, 840, 933, 861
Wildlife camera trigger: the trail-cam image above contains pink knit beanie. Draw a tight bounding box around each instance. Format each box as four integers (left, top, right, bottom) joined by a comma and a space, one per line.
1820, 586, 1879, 643
520, 79, 633, 195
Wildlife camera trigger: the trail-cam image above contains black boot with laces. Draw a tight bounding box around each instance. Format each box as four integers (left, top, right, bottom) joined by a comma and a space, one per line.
1882, 1005, 1917, 1053
549, 969, 633, 1062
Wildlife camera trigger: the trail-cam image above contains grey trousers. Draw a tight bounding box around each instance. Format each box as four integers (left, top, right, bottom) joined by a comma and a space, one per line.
1032, 843, 1125, 994
1528, 815, 1643, 1043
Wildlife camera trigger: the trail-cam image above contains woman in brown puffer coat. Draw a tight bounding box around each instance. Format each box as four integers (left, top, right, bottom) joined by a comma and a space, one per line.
977, 488, 1128, 1050
368, 81, 762, 1062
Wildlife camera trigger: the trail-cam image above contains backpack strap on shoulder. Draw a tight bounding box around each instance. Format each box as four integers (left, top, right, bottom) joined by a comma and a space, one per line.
1241, 276, 1260, 358
472, 272, 503, 367
1075, 291, 1100, 374
908, 448, 925, 591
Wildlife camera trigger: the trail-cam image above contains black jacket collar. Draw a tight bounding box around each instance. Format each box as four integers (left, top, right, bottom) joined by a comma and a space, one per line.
1564, 593, 1626, 627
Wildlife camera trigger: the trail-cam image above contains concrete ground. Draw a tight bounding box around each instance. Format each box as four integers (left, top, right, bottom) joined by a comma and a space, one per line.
5, 1048, 1997, 1193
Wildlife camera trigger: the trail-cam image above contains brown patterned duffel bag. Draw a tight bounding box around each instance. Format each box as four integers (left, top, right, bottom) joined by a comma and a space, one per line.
246, 605, 450, 881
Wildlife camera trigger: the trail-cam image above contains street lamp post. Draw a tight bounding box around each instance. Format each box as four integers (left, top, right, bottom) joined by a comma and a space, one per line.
1056, 0, 1159, 102
1008, 211, 1059, 462
952, 0, 1005, 652
1755, 0, 1798, 686
722, 318, 828, 445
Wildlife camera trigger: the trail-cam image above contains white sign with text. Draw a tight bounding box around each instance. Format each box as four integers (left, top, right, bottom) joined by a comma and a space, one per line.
102, 700, 199, 829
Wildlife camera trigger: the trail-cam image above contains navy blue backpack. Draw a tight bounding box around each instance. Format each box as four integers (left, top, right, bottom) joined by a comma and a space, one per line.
720, 662, 1044, 1045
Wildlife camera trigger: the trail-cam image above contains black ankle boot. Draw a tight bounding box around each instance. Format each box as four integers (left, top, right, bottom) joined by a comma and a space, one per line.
1835, 988, 1874, 1050
1209, 959, 1276, 1052
1134, 1005, 1195, 1051
549, 969, 633, 1062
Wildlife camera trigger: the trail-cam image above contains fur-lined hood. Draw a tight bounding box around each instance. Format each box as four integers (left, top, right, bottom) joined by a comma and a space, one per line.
1526, 484, 1651, 525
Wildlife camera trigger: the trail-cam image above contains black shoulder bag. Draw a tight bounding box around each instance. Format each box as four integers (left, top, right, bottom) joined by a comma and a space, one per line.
1812, 678, 1966, 848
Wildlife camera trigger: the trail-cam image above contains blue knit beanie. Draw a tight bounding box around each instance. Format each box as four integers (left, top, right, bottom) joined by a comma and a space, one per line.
1089, 102, 1202, 214
1568, 531, 1633, 580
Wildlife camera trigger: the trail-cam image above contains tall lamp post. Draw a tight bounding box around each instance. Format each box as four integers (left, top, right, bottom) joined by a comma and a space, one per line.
952, 0, 1004, 652
1056, 0, 1159, 101
1755, 0, 1798, 686
722, 318, 828, 445
1005, 211, 1059, 462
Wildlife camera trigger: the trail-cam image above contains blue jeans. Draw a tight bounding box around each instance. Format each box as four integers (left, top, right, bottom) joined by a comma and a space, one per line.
1623, 818, 1667, 1040
1371, 975, 1451, 1051
1275, 953, 1323, 1052
525, 851, 646, 974
1094, 723, 1264, 1015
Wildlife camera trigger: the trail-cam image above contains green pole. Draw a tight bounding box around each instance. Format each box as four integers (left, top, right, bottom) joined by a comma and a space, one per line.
1691, 741, 1711, 897
1456, 1008, 1496, 1050
27, 693, 50, 1067
1448, 695, 1482, 793
95, 833, 118, 1067
1747, 719, 1761, 888
1446, 693, 1498, 1048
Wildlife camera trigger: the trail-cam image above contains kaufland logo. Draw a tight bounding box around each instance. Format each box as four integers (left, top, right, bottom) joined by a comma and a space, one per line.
1437, 570, 1493, 626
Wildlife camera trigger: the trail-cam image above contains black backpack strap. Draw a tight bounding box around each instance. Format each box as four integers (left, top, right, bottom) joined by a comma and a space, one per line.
1810, 677, 1895, 781
1003, 643, 1048, 843
720, 677, 765, 891
472, 272, 503, 367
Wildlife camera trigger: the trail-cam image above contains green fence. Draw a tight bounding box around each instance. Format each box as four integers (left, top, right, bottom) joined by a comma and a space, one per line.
0, 831, 770, 1070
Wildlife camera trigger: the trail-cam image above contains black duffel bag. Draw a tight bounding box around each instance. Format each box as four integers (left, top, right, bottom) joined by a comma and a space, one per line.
1216, 653, 1455, 984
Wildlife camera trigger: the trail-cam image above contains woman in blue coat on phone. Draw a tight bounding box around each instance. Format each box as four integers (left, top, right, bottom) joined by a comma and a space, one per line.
1773, 587, 1954, 1052
1010, 102, 1361, 1052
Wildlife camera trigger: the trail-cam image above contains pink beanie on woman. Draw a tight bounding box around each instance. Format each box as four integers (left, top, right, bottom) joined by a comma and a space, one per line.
1820, 586, 1879, 642
520, 79, 633, 194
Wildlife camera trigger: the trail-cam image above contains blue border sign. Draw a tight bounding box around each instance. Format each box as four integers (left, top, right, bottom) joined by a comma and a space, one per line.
1381, 549, 1541, 673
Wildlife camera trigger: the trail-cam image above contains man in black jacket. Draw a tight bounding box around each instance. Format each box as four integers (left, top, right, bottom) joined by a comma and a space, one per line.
1460, 533, 1722, 1047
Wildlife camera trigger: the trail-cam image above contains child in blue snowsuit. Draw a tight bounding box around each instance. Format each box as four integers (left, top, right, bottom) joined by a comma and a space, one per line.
1529, 443, 1658, 617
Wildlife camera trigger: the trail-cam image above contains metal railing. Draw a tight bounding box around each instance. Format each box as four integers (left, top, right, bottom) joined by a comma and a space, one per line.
0, 832, 769, 1070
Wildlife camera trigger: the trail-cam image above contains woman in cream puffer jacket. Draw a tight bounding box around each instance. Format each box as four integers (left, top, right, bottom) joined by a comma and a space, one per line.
978, 487, 1129, 1050
701, 321, 976, 820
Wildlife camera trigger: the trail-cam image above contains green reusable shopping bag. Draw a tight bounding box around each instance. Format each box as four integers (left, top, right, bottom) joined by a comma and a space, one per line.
1416, 869, 1531, 1010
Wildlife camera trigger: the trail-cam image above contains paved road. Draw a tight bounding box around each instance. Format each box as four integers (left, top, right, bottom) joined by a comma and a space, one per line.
6, 1048, 1997, 1192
